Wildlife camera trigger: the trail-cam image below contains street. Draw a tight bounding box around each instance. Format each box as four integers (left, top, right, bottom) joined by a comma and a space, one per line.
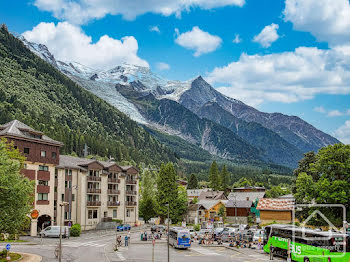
0, 230, 283, 262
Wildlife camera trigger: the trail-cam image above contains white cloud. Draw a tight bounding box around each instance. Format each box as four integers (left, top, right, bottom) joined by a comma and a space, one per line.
175, 26, 222, 57
33, 0, 245, 24
22, 22, 148, 70
334, 120, 350, 144
314, 106, 326, 113
327, 110, 343, 117
232, 34, 242, 44
150, 26, 160, 33
206, 46, 350, 107
284, 0, 350, 46
156, 62, 170, 71
253, 23, 279, 48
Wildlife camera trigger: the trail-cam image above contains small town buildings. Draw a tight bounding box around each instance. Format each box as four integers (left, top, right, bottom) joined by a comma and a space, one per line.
0, 120, 139, 236
256, 198, 294, 224
187, 188, 209, 203
225, 200, 253, 224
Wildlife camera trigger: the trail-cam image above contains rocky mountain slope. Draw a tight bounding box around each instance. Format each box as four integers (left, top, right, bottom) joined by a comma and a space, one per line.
19, 35, 340, 168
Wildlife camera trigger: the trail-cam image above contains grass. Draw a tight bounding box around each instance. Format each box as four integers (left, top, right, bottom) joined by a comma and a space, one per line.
0, 253, 21, 262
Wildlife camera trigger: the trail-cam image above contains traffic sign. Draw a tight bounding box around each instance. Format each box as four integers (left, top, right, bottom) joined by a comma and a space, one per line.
6, 244, 11, 251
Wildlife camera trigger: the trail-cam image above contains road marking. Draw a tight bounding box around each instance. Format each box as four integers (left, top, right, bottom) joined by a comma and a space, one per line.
115, 252, 126, 261
191, 247, 220, 256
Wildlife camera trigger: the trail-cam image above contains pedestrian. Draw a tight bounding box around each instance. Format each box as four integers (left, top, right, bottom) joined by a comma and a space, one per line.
258, 237, 262, 249
125, 235, 129, 247
269, 244, 274, 260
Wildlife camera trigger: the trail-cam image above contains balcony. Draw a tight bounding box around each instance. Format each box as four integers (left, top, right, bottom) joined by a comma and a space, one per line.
107, 201, 121, 207
126, 190, 137, 195
87, 201, 101, 206
107, 189, 120, 195
126, 180, 137, 185
108, 178, 120, 183
37, 170, 50, 181
36, 200, 49, 205
21, 169, 35, 180
126, 201, 137, 206
87, 176, 101, 182
87, 188, 101, 194
37, 185, 50, 194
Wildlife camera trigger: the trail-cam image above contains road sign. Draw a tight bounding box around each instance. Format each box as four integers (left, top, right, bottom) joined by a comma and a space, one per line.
6, 244, 11, 251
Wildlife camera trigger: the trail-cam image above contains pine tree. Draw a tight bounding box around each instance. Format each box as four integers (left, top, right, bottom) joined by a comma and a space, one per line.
188, 173, 198, 189
209, 161, 220, 190
156, 163, 179, 222
220, 165, 230, 190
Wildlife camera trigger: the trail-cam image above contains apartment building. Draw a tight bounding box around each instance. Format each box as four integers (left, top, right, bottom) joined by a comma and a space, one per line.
0, 120, 139, 236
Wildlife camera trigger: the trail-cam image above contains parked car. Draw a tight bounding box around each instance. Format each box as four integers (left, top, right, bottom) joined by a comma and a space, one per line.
40, 226, 70, 238
252, 230, 264, 242
151, 225, 166, 232
220, 230, 235, 242
197, 229, 211, 238
213, 227, 224, 240
117, 224, 131, 231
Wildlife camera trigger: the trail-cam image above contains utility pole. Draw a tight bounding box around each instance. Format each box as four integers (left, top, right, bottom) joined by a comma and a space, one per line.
166, 203, 170, 262
59, 202, 69, 262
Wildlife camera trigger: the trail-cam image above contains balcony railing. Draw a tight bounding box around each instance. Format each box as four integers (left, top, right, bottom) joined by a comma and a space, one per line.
126, 201, 137, 206
87, 188, 101, 194
87, 201, 101, 206
126, 180, 137, 184
107, 189, 120, 195
107, 201, 121, 207
108, 178, 120, 183
87, 176, 101, 182
126, 190, 137, 195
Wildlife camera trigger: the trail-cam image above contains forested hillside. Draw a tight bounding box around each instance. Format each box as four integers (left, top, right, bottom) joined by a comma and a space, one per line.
0, 25, 177, 165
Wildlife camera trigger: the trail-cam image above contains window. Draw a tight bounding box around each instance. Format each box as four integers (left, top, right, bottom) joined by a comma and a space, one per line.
54, 187, 57, 193
65, 169, 72, 176
65, 181, 72, 188
39, 165, 49, 171
24, 148, 30, 154
23, 163, 27, 169
72, 194, 75, 201
55, 169, 58, 178
38, 193, 48, 200
126, 209, 133, 217
88, 210, 98, 219
113, 209, 117, 218
52, 152, 57, 159
41, 150, 46, 157
61, 194, 65, 201
64, 212, 71, 220
38, 180, 48, 186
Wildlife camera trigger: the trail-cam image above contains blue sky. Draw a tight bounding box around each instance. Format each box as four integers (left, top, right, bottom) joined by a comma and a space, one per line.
1, 0, 350, 143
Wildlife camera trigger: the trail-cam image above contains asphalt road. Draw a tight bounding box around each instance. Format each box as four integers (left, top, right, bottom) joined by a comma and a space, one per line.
0, 230, 283, 262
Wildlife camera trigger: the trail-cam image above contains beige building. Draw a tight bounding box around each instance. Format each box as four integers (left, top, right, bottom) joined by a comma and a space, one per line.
0, 120, 139, 236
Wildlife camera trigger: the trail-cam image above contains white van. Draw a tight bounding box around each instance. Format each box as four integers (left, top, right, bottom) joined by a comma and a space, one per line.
40, 226, 70, 238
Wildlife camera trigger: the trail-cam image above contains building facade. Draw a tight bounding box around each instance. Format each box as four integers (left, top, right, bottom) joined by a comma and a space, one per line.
0, 120, 139, 236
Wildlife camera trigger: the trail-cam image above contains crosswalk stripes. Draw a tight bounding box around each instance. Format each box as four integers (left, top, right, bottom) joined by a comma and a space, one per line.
62, 240, 107, 248
115, 252, 126, 261
190, 247, 221, 256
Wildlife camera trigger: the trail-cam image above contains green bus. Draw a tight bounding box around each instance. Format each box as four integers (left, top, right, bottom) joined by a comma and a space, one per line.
263, 224, 350, 261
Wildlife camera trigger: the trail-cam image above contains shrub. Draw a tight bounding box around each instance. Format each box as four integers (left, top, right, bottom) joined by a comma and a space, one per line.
112, 219, 123, 225
70, 224, 81, 237
193, 224, 201, 231
0, 249, 7, 258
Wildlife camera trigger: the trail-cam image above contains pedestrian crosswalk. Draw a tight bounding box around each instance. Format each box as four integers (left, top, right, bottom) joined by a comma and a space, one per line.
62, 240, 107, 248
191, 247, 221, 256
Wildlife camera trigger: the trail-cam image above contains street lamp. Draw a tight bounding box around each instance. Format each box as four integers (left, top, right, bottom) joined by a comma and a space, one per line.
59, 202, 69, 262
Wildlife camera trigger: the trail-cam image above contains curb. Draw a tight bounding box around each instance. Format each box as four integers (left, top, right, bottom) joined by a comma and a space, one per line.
17, 252, 42, 262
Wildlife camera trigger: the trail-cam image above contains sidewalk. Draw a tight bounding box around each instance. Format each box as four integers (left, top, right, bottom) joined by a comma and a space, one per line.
18, 253, 42, 262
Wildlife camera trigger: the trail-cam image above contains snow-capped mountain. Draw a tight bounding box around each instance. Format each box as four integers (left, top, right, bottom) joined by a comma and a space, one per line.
20, 37, 340, 167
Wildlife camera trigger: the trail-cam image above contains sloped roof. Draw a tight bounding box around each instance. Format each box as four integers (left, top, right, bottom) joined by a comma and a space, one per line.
228, 191, 265, 201
257, 198, 295, 211
198, 199, 228, 210
225, 199, 253, 208
198, 190, 227, 200
58, 155, 137, 173
0, 120, 63, 146
187, 189, 209, 197
278, 194, 295, 199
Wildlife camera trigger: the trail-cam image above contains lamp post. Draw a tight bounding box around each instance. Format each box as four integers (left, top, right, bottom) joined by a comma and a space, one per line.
59, 202, 69, 262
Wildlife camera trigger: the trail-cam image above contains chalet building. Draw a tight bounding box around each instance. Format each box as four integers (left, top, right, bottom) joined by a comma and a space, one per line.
198, 190, 227, 201
257, 198, 294, 224
225, 200, 254, 224
187, 188, 209, 203
0, 120, 139, 236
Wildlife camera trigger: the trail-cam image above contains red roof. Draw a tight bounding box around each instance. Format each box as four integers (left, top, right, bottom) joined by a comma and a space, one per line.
257, 198, 294, 211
